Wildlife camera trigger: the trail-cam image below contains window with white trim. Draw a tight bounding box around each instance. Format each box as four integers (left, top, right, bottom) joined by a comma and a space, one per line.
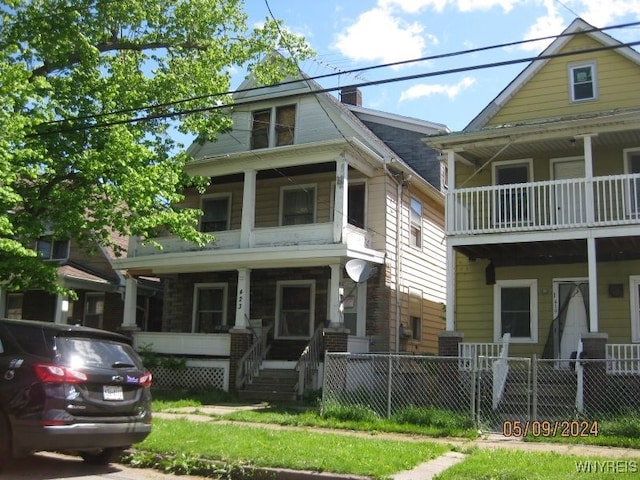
410, 197, 422, 248
630, 276, 640, 342
494, 279, 538, 343
192, 283, 228, 333
251, 104, 296, 149
84, 292, 105, 329
36, 237, 70, 260
200, 194, 231, 232
276, 281, 315, 338
569, 62, 597, 102
624, 148, 640, 216
281, 185, 316, 225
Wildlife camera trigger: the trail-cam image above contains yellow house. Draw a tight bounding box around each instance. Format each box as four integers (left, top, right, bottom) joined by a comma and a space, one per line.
424, 18, 640, 368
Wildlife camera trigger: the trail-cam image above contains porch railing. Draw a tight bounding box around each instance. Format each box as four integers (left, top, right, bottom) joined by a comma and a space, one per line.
448, 172, 640, 235
296, 324, 324, 396
606, 343, 640, 375
459, 337, 505, 371
235, 323, 273, 390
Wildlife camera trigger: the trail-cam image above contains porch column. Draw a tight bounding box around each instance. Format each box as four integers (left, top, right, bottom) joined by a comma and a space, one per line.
234, 268, 251, 329
328, 263, 343, 327
587, 236, 599, 332
240, 169, 256, 248
333, 155, 348, 243
54, 293, 70, 324
579, 134, 596, 225
446, 150, 455, 232
121, 275, 139, 329
445, 241, 456, 331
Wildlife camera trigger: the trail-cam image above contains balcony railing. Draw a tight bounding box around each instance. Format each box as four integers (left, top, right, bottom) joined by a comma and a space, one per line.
129, 222, 371, 257
448, 173, 640, 235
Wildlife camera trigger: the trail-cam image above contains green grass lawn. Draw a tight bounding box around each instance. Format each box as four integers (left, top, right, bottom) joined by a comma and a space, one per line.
134, 390, 640, 479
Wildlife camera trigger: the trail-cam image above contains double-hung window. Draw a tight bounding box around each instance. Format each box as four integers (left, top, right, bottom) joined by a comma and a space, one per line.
192, 283, 227, 333
84, 292, 105, 329
281, 185, 316, 225
569, 62, 597, 102
494, 279, 538, 343
5, 293, 23, 319
200, 195, 231, 232
409, 288, 422, 341
410, 197, 422, 248
251, 105, 296, 149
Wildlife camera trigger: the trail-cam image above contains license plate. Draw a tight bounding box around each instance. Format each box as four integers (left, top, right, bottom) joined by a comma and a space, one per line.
103, 385, 124, 401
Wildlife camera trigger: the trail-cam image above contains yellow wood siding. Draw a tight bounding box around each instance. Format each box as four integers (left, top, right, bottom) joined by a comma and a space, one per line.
455, 254, 640, 355
489, 35, 640, 126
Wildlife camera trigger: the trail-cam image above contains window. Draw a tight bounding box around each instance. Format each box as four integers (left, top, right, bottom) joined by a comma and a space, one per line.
192, 284, 227, 333
276, 281, 315, 338
630, 276, 640, 342
281, 185, 316, 225
84, 292, 105, 329
6, 293, 23, 319
331, 181, 367, 229
200, 195, 231, 232
409, 289, 422, 341
36, 238, 69, 260
251, 105, 296, 149
410, 197, 422, 248
493, 160, 532, 226
569, 63, 597, 102
624, 148, 640, 216
494, 280, 538, 343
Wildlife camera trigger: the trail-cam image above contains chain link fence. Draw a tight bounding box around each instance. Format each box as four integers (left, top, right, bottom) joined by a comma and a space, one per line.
322, 353, 640, 432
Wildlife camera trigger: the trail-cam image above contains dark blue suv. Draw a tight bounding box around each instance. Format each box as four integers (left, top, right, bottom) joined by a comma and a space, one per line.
0, 318, 152, 469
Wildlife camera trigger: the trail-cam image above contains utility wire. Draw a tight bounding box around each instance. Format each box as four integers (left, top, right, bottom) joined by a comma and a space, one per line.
32, 37, 640, 137
30, 20, 640, 131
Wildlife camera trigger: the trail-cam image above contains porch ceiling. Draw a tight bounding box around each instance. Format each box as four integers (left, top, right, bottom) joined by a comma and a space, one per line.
458, 129, 640, 165
456, 236, 640, 267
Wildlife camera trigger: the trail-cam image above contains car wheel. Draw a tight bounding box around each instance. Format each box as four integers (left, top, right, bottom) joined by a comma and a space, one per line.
80, 447, 126, 465
0, 414, 10, 471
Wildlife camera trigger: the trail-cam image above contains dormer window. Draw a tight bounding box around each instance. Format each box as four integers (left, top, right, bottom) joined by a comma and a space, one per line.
36, 237, 69, 260
251, 105, 296, 149
569, 62, 597, 102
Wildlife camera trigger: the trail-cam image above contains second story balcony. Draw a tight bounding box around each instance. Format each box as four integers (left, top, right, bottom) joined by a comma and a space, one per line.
447, 172, 640, 236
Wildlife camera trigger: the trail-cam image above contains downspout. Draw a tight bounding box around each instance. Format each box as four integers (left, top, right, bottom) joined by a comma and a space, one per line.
384, 162, 404, 353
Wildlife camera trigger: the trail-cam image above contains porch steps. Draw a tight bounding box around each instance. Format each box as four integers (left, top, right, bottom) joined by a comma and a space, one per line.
238, 366, 298, 403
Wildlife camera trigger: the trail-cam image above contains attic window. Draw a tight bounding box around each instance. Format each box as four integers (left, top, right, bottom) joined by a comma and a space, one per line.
36, 237, 70, 260
251, 105, 296, 149
569, 63, 597, 102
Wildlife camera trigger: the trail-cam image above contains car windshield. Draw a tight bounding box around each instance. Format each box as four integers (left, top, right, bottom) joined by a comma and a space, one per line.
56, 337, 143, 370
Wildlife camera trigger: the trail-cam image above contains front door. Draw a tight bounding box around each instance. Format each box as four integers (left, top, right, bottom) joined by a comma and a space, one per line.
552, 158, 585, 226
554, 280, 589, 368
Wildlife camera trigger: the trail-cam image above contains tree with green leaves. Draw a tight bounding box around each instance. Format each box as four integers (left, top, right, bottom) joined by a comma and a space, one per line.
0, 0, 312, 294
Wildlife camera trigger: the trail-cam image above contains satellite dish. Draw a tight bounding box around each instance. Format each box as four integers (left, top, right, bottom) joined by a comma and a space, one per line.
345, 259, 376, 283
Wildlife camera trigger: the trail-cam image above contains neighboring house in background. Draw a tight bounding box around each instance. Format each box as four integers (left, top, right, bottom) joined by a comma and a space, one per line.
424, 18, 640, 370
0, 234, 162, 333
114, 71, 449, 398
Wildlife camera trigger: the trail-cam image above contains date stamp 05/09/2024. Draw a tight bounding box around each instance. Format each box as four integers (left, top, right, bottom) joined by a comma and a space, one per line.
502, 420, 600, 437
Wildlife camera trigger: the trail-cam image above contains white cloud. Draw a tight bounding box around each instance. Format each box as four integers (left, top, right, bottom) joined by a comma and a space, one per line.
378, 0, 448, 13
455, 0, 519, 12
517, 0, 565, 52
333, 7, 429, 65
577, 0, 640, 27
399, 76, 476, 101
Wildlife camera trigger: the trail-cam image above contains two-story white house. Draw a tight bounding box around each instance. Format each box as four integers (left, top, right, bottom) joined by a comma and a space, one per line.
114, 72, 449, 399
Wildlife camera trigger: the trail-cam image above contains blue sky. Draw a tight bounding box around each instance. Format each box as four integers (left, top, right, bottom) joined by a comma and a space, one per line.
239, 0, 640, 132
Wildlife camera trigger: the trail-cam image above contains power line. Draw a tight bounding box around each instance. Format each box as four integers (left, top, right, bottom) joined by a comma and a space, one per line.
30, 20, 640, 133
31, 36, 640, 137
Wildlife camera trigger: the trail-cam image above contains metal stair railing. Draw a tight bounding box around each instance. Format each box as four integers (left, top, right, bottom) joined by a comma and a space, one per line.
235, 323, 273, 390
295, 324, 324, 396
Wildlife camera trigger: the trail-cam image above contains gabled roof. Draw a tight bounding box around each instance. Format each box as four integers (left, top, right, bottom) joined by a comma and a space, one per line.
465, 18, 640, 131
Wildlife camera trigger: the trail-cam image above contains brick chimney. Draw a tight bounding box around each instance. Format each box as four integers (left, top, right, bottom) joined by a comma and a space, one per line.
340, 86, 362, 107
